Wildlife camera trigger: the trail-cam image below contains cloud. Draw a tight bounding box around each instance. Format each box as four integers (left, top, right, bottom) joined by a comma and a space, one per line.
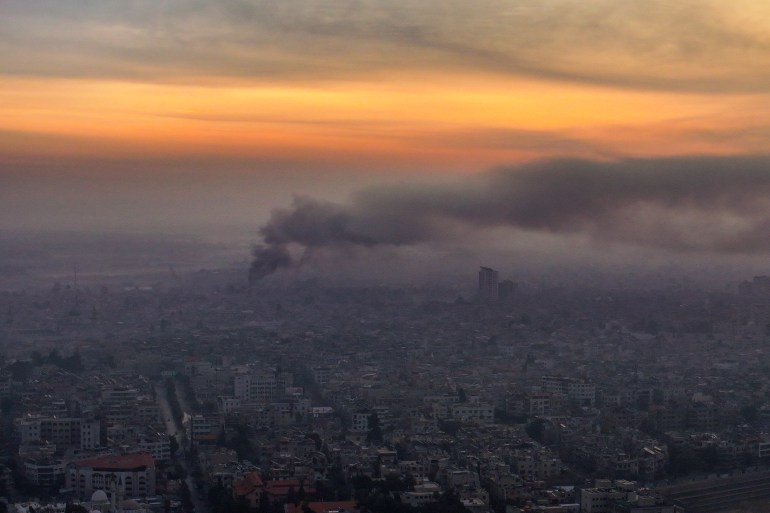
250, 155, 770, 280
2, 0, 770, 91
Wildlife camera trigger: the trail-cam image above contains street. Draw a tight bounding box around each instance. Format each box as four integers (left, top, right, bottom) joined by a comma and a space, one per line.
155, 382, 210, 513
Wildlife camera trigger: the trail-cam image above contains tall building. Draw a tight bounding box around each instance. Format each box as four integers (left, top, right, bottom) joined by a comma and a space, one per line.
478, 267, 499, 302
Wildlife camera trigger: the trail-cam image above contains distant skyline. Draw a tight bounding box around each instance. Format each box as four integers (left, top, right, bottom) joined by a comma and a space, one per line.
2, 1, 770, 274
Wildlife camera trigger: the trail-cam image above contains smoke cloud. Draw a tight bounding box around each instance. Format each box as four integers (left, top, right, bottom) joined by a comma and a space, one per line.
249, 156, 770, 281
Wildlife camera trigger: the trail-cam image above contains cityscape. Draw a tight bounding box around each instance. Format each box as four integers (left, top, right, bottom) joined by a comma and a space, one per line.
3, 1, 770, 513
3, 258, 770, 513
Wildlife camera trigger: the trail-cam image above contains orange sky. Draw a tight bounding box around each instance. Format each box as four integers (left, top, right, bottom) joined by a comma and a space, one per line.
2, 0, 770, 178
2, 75, 769, 174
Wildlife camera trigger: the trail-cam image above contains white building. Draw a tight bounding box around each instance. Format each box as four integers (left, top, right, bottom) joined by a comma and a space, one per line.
217, 396, 242, 414
190, 414, 224, 443
136, 435, 172, 462
24, 459, 65, 487
512, 450, 562, 481
234, 373, 277, 403
451, 404, 494, 423
403, 482, 441, 507
66, 453, 156, 500
17, 416, 98, 449
81, 419, 101, 450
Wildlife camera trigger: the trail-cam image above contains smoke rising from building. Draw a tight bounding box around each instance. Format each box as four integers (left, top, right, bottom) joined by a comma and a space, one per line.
250, 156, 770, 281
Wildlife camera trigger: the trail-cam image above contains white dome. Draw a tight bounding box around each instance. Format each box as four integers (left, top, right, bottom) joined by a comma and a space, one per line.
91, 489, 109, 503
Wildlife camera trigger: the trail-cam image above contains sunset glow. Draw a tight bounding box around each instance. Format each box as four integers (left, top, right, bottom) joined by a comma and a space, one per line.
3, 0, 770, 177
2, 75, 769, 173
3, 0, 770, 237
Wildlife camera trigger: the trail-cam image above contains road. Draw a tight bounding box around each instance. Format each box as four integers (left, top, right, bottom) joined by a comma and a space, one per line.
155, 383, 181, 443
155, 382, 210, 513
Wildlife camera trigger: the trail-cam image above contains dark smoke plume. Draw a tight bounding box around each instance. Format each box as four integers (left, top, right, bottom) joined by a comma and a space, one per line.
248, 244, 292, 284
250, 156, 770, 281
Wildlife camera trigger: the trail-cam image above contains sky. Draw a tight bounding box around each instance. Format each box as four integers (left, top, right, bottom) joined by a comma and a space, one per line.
2, 1, 770, 279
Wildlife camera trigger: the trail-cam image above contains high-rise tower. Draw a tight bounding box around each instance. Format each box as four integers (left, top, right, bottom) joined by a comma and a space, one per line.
478, 266, 499, 302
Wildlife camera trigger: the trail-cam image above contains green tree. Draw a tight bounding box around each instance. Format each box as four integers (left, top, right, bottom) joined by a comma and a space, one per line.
526, 418, 546, 442
0, 397, 13, 416
741, 404, 759, 423
367, 412, 383, 445
169, 436, 179, 457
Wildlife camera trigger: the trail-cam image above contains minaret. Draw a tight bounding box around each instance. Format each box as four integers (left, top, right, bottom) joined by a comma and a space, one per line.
109, 474, 117, 513
117, 475, 125, 513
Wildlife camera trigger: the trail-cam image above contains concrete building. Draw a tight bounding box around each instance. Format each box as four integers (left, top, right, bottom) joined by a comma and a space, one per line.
478, 267, 499, 302
351, 412, 372, 433
81, 419, 101, 450
450, 403, 494, 423
24, 459, 65, 487
66, 453, 156, 500
17, 416, 100, 450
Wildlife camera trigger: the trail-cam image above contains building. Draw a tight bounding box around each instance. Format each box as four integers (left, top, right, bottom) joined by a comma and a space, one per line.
81, 419, 101, 450
351, 412, 372, 433
24, 459, 65, 487
66, 453, 156, 499
450, 403, 494, 423
313, 367, 332, 385
542, 376, 596, 406
232, 471, 264, 510
136, 435, 172, 462
190, 414, 224, 443
234, 372, 277, 403
403, 482, 442, 507
528, 393, 552, 416
580, 480, 674, 513
17, 416, 100, 450
512, 450, 562, 481
478, 267, 499, 302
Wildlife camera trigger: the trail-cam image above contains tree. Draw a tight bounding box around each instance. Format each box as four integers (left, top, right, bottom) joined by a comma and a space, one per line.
0, 397, 13, 416
526, 418, 546, 442
352, 475, 374, 503
169, 436, 179, 457
741, 404, 759, 423
703, 445, 719, 472
308, 432, 323, 451
31, 350, 44, 366
367, 412, 383, 445
8, 360, 32, 381
437, 419, 461, 436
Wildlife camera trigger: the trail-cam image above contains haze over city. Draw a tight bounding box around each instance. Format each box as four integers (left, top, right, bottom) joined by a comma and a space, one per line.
3, 0, 770, 283
4, 2, 770, 513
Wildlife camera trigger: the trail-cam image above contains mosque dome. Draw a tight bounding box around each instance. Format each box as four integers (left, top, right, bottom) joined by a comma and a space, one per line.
91, 489, 109, 503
